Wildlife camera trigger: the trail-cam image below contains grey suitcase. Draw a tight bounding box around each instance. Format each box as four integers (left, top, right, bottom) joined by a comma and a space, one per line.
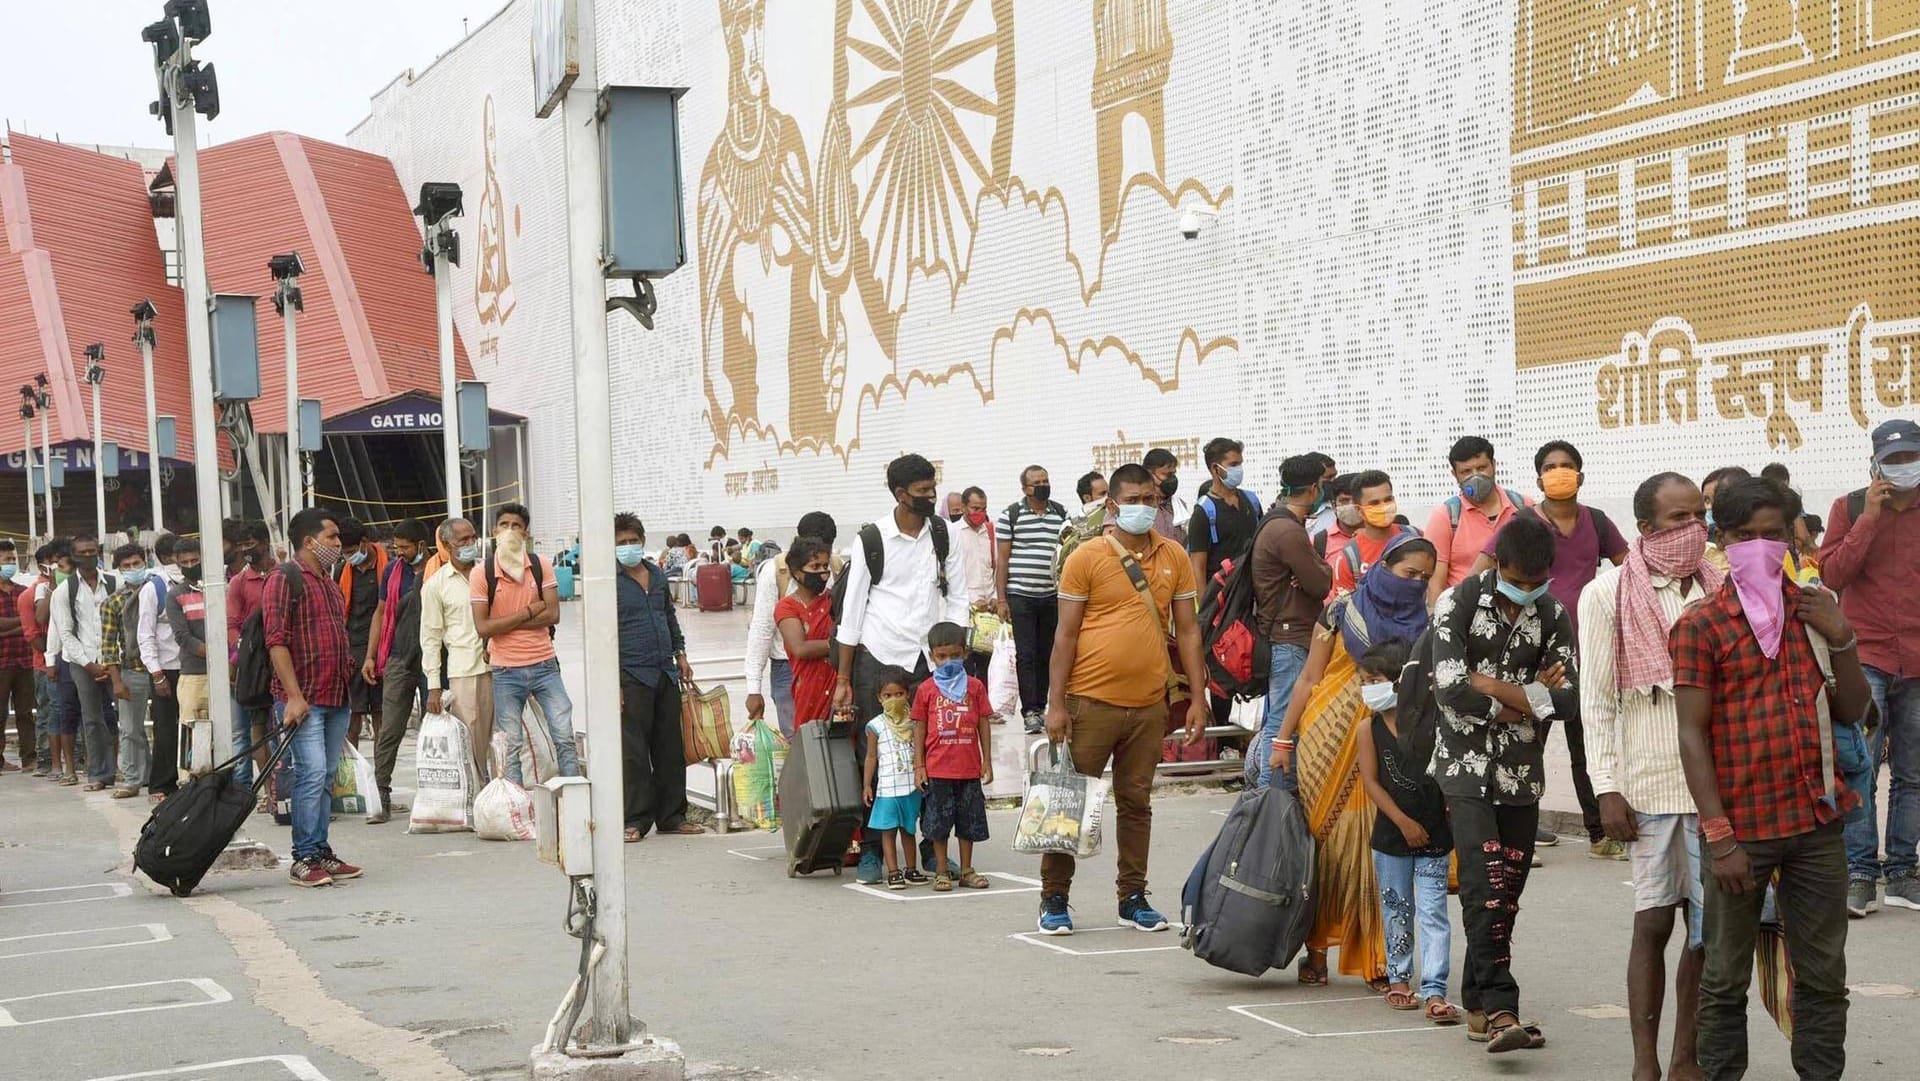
1180, 784, 1318, 976
779, 719, 863, 878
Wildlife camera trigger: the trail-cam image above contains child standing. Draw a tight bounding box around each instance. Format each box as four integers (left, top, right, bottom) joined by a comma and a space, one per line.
1353, 639, 1460, 1025
913, 622, 994, 892
863, 666, 927, 890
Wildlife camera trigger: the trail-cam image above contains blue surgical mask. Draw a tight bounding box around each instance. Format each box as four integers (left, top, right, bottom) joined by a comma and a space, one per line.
1360, 681, 1397, 713
1496, 575, 1553, 607
0, 563, 15, 580
1221, 464, 1245, 489
347, 550, 369, 567
456, 543, 484, 564
615, 544, 645, 567
122, 567, 151, 586
1460, 473, 1494, 502
1114, 503, 1157, 535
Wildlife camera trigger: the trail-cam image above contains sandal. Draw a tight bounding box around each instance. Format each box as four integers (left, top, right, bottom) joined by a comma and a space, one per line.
623, 826, 645, 843
933, 871, 955, 892
957, 867, 990, 889
1384, 986, 1420, 1010
82, 781, 106, 792
1425, 998, 1462, 1025
58, 773, 79, 786
1297, 953, 1329, 986
1485, 1012, 1535, 1054
663, 821, 705, 835
886, 870, 907, 891
1366, 976, 1393, 994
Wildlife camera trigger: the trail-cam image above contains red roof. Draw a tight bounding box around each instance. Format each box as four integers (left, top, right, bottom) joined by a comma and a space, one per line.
198, 132, 472, 433
0, 133, 197, 459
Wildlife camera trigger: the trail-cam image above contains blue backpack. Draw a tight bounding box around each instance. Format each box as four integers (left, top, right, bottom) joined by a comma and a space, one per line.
1199, 490, 1263, 548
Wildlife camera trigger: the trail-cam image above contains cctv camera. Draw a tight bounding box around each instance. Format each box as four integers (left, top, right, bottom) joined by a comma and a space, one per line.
1178, 209, 1202, 240
267, 251, 305, 280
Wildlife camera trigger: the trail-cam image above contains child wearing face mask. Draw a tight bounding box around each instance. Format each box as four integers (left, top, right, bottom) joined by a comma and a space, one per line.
1353, 638, 1458, 1024
863, 666, 927, 890
912, 621, 995, 891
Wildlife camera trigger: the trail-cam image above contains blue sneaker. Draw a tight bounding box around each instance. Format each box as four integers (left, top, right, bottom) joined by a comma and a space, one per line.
1119, 891, 1169, 932
856, 848, 883, 885
1036, 894, 1074, 936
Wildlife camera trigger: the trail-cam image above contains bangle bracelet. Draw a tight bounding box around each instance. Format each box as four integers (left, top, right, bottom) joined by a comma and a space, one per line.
1709, 840, 1741, 860
1830, 635, 1858, 653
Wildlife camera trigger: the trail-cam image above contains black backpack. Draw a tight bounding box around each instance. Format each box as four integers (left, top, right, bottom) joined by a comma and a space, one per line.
234, 564, 304, 710
483, 547, 556, 640
829, 517, 949, 625
1197, 510, 1286, 701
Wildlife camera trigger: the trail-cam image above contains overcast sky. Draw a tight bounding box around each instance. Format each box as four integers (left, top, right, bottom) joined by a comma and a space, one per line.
1, 0, 510, 148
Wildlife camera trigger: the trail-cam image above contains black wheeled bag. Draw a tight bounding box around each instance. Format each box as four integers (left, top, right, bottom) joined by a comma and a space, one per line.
779, 719, 864, 878
135, 736, 292, 897
1180, 783, 1318, 976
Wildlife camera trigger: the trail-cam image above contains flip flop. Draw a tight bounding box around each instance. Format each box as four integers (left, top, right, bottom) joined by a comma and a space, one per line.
1425, 998, 1462, 1025
623, 827, 645, 843
665, 822, 705, 835
1384, 988, 1420, 1010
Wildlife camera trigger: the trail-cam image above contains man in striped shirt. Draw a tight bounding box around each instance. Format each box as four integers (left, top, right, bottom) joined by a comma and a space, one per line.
995, 465, 1067, 734
1578, 472, 1719, 1081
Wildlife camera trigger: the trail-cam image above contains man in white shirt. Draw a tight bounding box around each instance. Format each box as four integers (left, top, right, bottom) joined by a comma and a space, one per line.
422, 517, 494, 776
1579, 472, 1718, 1081
49, 533, 116, 789
744, 511, 837, 735
136, 544, 185, 797
953, 485, 996, 677
832, 453, 970, 882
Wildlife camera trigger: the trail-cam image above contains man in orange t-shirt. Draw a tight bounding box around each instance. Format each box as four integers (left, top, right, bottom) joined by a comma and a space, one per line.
470, 504, 577, 783
1326, 470, 1421, 598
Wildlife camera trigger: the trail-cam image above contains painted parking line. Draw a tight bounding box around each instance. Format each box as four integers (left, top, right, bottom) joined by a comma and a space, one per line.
1228, 996, 1444, 1038
1009, 923, 1186, 955
0, 883, 135, 910
0, 978, 232, 1027
842, 871, 1041, 902
0, 924, 173, 960
726, 843, 787, 862
87, 1055, 330, 1081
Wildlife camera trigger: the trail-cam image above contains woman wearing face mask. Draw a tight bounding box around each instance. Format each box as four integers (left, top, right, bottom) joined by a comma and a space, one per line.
774, 537, 837, 734
1269, 535, 1439, 990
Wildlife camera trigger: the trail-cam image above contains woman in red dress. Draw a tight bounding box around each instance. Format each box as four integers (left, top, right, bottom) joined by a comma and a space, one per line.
774, 536, 837, 729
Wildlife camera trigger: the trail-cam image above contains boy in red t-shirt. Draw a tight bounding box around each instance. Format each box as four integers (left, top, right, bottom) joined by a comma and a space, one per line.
912, 621, 994, 891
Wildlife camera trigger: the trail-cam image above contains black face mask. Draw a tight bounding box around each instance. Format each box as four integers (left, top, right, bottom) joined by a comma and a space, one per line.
182, 563, 204, 585
72, 554, 98, 573
910, 496, 938, 520
1031, 484, 1052, 502
797, 570, 829, 594
1159, 475, 1179, 498
948, 510, 964, 522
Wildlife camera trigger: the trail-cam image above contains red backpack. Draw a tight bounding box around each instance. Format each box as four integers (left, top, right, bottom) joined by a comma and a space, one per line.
1197, 512, 1283, 701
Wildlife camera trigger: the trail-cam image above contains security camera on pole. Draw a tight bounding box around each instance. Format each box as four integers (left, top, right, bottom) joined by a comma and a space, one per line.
269, 251, 305, 534
413, 185, 463, 522
34, 375, 54, 536
132, 299, 164, 534
83, 345, 107, 540
144, 0, 237, 770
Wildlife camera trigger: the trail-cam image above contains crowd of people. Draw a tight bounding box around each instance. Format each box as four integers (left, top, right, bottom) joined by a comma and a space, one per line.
4, 417, 1915, 1077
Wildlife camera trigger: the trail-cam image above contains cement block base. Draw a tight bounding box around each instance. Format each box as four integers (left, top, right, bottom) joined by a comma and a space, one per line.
211, 838, 278, 872
530, 1037, 685, 1081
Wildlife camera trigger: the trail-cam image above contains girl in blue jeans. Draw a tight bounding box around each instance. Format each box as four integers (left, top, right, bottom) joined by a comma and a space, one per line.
1353, 640, 1461, 1023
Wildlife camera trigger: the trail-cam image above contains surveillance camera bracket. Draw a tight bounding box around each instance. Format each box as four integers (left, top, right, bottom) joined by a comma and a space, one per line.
606, 274, 658, 330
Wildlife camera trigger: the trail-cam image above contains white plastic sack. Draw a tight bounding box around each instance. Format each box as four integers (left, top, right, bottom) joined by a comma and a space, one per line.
474, 777, 536, 841
518, 697, 561, 784
347, 744, 384, 822
987, 627, 1019, 720
408, 712, 480, 834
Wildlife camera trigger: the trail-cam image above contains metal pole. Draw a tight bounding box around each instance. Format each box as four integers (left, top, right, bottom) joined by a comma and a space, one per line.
39, 405, 53, 537
282, 290, 298, 540
480, 447, 491, 538
24, 417, 37, 544
514, 420, 526, 510
91, 377, 105, 540
170, 48, 233, 764
139, 324, 162, 533
435, 244, 460, 522
560, 0, 632, 1044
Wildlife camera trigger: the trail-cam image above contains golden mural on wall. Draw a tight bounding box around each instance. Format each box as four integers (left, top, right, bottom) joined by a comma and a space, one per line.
695, 0, 1230, 464
1512, 0, 1920, 450
475, 96, 518, 330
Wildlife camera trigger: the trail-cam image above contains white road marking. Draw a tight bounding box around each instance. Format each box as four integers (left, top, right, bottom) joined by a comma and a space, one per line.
1009, 924, 1185, 955
726, 843, 786, 862
85, 1055, 330, 1081
842, 871, 1041, 902
1228, 997, 1445, 1038
0, 882, 134, 909
0, 923, 172, 960
0, 977, 232, 1027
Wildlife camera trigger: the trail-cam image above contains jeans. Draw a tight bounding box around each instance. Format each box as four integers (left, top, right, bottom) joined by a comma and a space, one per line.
1843, 666, 1917, 883
768, 657, 795, 738
289, 704, 351, 862
1448, 795, 1539, 1018
1699, 820, 1848, 1080
1007, 593, 1058, 716
491, 658, 579, 784
621, 674, 688, 834
1540, 717, 1604, 842
230, 697, 269, 788
1250, 643, 1309, 788
117, 671, 153, 791
72, 664, 113, 784
32, 669, 52, 766
1373, 850, 1452, 1000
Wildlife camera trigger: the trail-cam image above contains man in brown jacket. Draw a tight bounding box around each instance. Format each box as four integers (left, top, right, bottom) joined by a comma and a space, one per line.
1248, 453, 1333, 786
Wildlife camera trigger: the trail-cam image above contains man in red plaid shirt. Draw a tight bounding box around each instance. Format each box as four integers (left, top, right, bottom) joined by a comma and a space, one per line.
1673, 477, 1873, 1080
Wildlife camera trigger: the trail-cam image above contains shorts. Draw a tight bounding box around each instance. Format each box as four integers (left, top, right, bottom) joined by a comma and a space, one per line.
347, 672, 380, 715
867, 791, 923, 833
1629, 811, 1704, 948
922, 777, 989, 843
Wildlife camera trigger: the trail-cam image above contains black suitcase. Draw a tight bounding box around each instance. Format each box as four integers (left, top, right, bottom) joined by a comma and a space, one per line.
135, 736, 291, 897
779, 719, 864, 878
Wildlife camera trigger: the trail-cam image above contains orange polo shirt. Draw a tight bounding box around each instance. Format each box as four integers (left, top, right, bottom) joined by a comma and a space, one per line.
469, 553, 555, 668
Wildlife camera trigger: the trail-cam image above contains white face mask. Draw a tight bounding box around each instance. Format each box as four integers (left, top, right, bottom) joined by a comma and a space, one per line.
1360, 681, 1398, 712
1883, 459, 1920, 491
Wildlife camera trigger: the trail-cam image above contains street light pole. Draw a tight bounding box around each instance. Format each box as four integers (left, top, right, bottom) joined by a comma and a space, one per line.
134, 301, 163, 534
84, 346, 106, 540
271, 252, 305, 533
36, 378, 54, 538
435, 247, 459, 522
21, 401, 37, 544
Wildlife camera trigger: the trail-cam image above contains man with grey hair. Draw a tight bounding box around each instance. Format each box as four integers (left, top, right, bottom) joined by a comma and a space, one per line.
421, 517, 493, 775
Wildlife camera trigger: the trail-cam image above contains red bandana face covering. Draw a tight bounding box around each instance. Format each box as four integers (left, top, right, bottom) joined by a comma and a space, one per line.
1724, 538, 1790, 658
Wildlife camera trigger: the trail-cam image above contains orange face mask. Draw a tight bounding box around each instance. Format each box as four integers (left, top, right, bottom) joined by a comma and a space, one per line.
1541, 466, 1580, 501
1362, 501, 1399, 529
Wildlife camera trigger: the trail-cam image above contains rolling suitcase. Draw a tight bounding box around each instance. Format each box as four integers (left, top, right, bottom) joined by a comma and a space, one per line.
136, 736, 293, 897
695, 563, 733, 612
779, 719, 863, 877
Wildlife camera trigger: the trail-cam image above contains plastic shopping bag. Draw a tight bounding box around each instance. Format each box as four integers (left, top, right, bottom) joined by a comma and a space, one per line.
408, 712, 480, 833
680, 681, 732, 764
729, 718, 789, 831
987, 628, 1019, 720
1012, 741, 1109, 858
331, 745, 375, 816
968, 609, 1004, 654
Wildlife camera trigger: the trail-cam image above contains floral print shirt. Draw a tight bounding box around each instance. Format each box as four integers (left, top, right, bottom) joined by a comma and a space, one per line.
1428, 569, 1579, 804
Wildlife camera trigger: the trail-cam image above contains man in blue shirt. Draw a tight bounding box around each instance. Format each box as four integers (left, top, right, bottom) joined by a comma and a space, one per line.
615, 514, 700, 840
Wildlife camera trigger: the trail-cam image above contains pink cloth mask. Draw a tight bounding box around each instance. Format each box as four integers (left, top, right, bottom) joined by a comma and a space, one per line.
1723, 538, 1789, 658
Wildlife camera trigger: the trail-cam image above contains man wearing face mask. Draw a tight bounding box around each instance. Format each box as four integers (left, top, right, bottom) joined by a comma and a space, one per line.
1188, 438, 1264, 736
471, 504, 577, 784
1326, 470, 1421, 598
1426, 436, 1532, 607
137, 534, 185, 798
164, 539, 211, 754
1143, 448, 1189, 545
98, 544, 154, 798
334, 518, 389, 750
362, 518, 433, 822
832, 453, 971, 884
423, 518, 493, 773
1309, 473, 1358, 552
1248, 455, 1334, 784
49, 533, 117, 790
996, 466, 1068, 735
225, 521, 276, 790
1673, 477, 1871, 1077
954, 487, 998, 655
1820, 418, 1920, 916
614, 513, 701, 840
1038, 463, 1207, 935
1429, 515, 1578, 1052
267, 508, 363, 888
0, 539, 35, 776
1578, 473, 1720, 1080
1303, 452, 1340, 539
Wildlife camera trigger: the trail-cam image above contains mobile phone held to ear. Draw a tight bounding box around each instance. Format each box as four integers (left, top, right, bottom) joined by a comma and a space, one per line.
1870, 461, 1884, 481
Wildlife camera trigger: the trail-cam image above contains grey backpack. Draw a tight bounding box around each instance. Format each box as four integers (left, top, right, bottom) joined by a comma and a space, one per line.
1180, 784, 1318, 977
